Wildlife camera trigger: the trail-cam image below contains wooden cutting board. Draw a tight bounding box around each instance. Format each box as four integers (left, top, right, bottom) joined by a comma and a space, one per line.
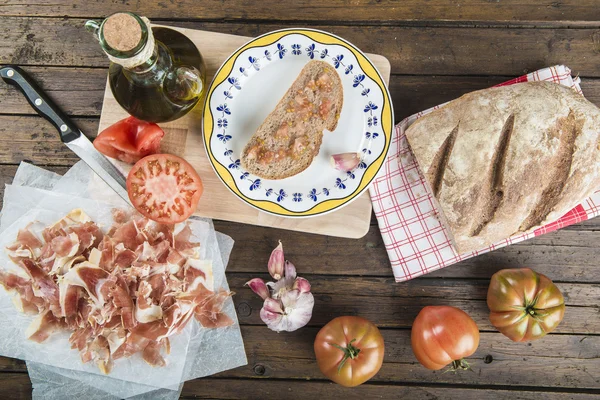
98, 25, 391, 239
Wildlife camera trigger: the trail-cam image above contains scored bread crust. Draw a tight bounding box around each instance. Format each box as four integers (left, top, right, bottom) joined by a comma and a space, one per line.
240, 60, 343, 180
405, 82, 600, 254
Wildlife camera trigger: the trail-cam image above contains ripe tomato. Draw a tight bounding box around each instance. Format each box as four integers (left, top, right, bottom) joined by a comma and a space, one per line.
411, 306, 479, 370
314, 316, 384, 387
487, 268, 565, 342
94, 116, 164, 164
126, 154, 203, 224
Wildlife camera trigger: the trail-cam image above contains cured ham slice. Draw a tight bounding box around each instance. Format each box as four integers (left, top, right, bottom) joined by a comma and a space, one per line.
184, 259, 214, 292
0, 208, 232, 374
195, 289, 234, 329
62, 262, 110, 307
59, 280, 81, 320
17, 259, 61, 316
0, 271, 43, 314
50, 232, 80, 257
16, 227, 43, 250
142, 338, 167, 367
174, 225, 199, 255
26, 310, 61, 343
135, 279, 163, 323
112, 332, 150, 360
109, 275, 136, 329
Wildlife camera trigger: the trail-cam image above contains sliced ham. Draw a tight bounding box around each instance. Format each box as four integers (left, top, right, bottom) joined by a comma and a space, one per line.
142, 339, 167, 367
62, 262, 110, 307
16, 227, 42, 250
0, 209, 231, 374
174, 224, 199, 255
17, 259, 61, 316
183, 259, 214, 292
26, 310, 61, 343
59, 280, 81, 320
50, 232, 79, 257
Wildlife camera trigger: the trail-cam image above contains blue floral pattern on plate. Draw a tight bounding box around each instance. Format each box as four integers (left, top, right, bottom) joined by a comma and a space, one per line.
207, 31, 389, 214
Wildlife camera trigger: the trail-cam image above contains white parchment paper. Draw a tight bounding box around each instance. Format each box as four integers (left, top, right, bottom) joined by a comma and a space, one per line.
0, 162, 246, 399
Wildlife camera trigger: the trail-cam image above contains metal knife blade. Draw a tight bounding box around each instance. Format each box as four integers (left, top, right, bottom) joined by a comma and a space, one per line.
0, 65, 131, 205
65, 134, 130, 204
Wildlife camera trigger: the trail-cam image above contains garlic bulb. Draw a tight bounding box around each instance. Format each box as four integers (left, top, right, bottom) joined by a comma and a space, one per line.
246, 242, 314, 332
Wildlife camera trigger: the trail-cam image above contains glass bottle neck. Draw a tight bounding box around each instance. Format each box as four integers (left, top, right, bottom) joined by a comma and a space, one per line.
85, 13, 156, 70
126, 39, 160, 73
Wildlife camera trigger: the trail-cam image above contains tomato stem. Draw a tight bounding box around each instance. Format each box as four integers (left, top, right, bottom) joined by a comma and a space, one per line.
443, 359, 473, 374
330, 338, 361, 374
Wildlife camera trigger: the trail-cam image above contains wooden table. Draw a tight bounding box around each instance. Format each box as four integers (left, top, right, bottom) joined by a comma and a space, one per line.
1, 2, 600, 399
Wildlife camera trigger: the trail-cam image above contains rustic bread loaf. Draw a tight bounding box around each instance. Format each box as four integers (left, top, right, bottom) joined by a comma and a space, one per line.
240, 60, 343, 180
405, 82, 600, 254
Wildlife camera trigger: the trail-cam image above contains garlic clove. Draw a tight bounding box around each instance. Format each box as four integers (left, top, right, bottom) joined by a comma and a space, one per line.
268, 241, 284, 280
245, 278, 270, 300
330, 152, 361, 172
263, 298, 284, 314
260, 305, 284, 332
284, 260, 297, 280
293, 277, 311, 294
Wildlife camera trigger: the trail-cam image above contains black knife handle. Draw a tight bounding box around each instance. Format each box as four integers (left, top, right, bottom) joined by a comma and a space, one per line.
0, 65, 80, 143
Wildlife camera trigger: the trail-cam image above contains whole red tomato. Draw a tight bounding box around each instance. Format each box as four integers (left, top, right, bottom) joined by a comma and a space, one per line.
487, 268, 565, 342
411, 306, 479, 370
314, 316, 384, 387
94, 116, 164, 164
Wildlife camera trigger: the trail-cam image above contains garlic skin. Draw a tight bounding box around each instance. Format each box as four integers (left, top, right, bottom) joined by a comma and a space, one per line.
330, 152, 361, 172
245, 278, 269, 300
260, 290, 314, 332
268, 241, 284, 280
293, 277, 311, 294
248, 241, 314, 332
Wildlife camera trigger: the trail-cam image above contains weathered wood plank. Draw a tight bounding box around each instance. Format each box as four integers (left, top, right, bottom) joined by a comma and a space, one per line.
2, 0, 600, 24
231, 289, 598, 334
227, 275, 599, 307
206, 328, 600, 389
0, 373, 597, 400
3, 67, 600, 122
0, 116, 96, 165
181, 379, 600, 400
219, 219, 600, 280
0, 329, 598, 390
3, 17, 600, 77
0, 373, 30, 399
0, 67, 105, 116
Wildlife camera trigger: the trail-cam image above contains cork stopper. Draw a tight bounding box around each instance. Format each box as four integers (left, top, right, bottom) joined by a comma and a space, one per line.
103, 13, 142, 52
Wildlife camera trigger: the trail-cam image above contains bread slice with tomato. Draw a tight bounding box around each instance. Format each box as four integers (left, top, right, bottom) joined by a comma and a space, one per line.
240, 60, 343, 180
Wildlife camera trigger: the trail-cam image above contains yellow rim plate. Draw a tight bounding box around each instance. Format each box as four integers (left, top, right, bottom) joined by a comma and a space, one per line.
203, 28, 393, 218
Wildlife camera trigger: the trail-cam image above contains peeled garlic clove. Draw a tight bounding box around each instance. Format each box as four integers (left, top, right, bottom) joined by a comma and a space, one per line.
245, 278, 270, 300
293, 277, 311, 294
268, 241, 284, 280
330, 152, 360, 171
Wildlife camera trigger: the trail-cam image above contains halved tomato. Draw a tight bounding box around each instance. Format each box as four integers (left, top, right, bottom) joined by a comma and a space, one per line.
94, 116, 164, 164
126, 154, 203, 224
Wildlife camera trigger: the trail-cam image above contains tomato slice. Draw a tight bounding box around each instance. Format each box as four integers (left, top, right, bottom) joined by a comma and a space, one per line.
94, 116, 165, 164
126, 154, 203, 224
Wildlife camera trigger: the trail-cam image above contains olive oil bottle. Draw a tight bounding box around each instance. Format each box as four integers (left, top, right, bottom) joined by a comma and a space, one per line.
85, 12, 206, 123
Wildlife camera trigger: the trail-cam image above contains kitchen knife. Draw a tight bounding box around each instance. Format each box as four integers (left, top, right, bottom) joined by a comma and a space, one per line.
0, 65, 131, 205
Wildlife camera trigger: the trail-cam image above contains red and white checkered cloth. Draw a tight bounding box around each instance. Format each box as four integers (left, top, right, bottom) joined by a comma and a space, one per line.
369, 65, 600, 282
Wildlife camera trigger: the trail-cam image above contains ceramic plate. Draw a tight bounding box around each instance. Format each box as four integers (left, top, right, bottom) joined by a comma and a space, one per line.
203, 28, 393, 218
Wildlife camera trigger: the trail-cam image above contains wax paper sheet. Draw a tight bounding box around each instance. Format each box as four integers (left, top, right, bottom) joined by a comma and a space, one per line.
0, 162, 246, 399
